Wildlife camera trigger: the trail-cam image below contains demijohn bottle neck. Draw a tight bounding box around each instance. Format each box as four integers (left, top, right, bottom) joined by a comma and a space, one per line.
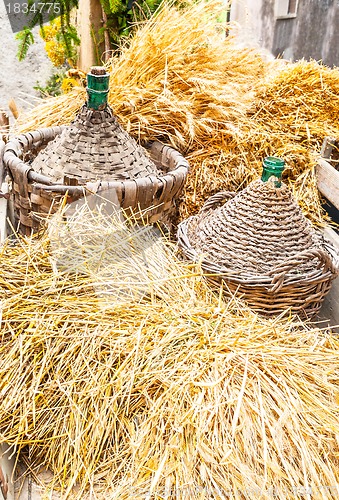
261, 157, 285, 187
86, 66, 110, 110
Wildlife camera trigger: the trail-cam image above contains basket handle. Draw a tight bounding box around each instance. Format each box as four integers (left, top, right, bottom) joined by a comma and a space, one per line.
200, 191, 236, 214
267, 246, 338, 293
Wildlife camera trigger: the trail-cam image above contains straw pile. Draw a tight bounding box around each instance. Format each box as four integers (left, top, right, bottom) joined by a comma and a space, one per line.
14, 1, 268, 143
1, 206, 339, 498
47, 198, 183, 301
12, 1, 339, 225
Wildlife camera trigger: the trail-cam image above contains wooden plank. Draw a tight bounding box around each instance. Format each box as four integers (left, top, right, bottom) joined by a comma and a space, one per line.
316, 158, 339, 210
0, 183, 8, 243
317, 227, 339, 332
320, 136, 336, 159
0, 140, 5, 185
0, 112, 9, 137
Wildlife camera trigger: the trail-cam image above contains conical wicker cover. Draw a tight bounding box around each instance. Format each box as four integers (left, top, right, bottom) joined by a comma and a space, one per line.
31, 105, 158, 184
187, 179, 322, 275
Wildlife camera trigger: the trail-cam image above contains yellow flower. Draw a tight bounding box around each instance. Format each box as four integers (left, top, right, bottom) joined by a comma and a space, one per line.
45, 40, 66, 67
61, 77, 78, 93
40, 18, 61, 41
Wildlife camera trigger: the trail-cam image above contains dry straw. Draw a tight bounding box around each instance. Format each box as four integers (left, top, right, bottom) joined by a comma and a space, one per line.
3, 2, 339, 496
13, 1, 339, 225
0, 204, 339, 498
14, 1, 267, 145
47, 198, 185, 302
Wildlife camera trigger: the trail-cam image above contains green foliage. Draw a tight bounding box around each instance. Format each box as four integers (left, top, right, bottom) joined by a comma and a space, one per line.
99, 0, 164, 49
100, 0, 111, 14
57, 22, 80, 63
33, 69, 67, 97
16, 26, 35, 61
16, 0, 79, 62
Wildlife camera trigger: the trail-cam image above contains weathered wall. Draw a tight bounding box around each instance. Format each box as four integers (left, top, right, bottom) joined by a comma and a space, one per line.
231, 0, 339, 67
230, 0, 267, 47
271, 0, 339, 65
258, 0, 276, 55
0, 1, 53, 115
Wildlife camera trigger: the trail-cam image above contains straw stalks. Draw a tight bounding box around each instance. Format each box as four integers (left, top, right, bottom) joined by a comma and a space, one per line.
0, 207, 339, 498
12, 0, 339, 225
13, 2, 339, 225
14, 1, 267, 143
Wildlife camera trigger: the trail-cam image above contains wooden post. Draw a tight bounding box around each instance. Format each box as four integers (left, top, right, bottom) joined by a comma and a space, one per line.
77, 0, 104, 72
317, 227, 339, 332
316, 158, 339, 211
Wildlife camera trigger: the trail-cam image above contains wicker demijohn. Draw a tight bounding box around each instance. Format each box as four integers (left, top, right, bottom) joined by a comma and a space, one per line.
3, 67, 189, 235
177, 161, 339, 317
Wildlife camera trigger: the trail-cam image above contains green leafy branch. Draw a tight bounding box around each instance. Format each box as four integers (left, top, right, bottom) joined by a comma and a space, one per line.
16, 0, 79, 62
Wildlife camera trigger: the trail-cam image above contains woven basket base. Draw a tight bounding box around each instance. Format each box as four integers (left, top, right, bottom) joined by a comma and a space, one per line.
5, 132, 188, 236
204, 273, 334, 318
177, 217, 339, 319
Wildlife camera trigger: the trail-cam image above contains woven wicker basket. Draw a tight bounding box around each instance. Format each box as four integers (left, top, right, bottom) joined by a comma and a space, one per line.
3, 119, 188, 235
177, 179, 339, 317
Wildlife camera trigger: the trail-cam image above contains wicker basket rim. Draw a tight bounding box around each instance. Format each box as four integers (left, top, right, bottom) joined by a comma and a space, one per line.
4, 127, 189, 194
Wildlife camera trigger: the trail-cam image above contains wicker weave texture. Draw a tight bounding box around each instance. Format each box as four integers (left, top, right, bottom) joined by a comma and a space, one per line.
187, 181, 321, 275
3, 127, 189, 236
178, 180, 339, 317
31, 106, 158, 183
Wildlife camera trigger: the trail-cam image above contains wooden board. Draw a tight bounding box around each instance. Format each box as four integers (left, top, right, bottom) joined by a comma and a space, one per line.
0, 140, 5, 184
77, 0, 104, 71
316, 158, 339, 211
0, 183, 8, 243
316, 227, 339, 332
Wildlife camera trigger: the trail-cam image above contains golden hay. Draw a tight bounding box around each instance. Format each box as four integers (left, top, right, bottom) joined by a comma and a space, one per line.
15, 1, 269, 143
12, 2, 339, 225
179, 59, 339, 222
0, 209, 339, 498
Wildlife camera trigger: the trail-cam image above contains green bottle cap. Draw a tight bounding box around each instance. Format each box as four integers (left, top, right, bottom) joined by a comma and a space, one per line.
86, 66, 110, 110
261, 156, 285, 187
